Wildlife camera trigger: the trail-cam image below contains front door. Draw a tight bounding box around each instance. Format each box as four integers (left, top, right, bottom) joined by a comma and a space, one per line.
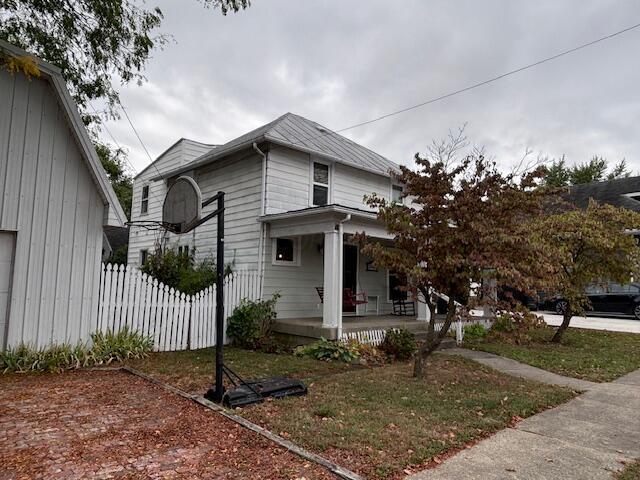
0, 232, 15, 350
343, 244, 358, 313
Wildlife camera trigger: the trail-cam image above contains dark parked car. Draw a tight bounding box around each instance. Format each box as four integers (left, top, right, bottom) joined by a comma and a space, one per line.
546, 282, 640, 320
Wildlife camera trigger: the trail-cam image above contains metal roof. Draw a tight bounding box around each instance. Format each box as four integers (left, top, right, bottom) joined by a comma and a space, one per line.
566, 176, 640, 212
158, 113, 400, 179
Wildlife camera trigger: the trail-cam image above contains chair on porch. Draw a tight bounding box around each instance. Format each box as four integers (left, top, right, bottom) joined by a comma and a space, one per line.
316, 287, 368, 310
343, 288, 368, 310
391, 289, 416, 316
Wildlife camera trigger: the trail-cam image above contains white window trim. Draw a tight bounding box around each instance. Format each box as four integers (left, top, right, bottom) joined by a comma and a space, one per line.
140, 184, 150, 215
309, 158, 332, 207
272, 237, 301, 267
390, 182, 404, 204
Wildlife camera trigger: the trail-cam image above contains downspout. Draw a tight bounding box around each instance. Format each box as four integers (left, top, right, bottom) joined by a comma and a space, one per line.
336, 213, 352, 340
253, 142, 267, 298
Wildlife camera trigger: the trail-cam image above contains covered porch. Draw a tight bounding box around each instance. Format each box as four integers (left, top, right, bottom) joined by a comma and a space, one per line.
260, 205, 430, 341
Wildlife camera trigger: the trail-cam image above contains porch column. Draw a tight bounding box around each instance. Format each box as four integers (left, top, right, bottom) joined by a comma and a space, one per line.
417, 290, 430, 322
322, 229, 342, 337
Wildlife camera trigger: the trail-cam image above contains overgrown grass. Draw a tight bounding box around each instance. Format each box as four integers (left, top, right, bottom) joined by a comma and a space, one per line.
465, 327, 640, 382
618, 460, 640, 480
129, 348, 575, 478
1, 328, 152, 374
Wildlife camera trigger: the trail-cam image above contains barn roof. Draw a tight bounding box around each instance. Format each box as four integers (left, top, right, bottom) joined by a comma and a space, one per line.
566, 176, 640, 212
156, 112, 400, 180
0, 40, 127, 227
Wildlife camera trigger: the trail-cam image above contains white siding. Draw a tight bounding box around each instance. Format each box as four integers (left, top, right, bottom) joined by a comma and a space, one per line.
265, 146, 392, 215
127, 139, 212, 265
128, 148, 263, 270
0, 70, 104, 348
262, 234, 325, 318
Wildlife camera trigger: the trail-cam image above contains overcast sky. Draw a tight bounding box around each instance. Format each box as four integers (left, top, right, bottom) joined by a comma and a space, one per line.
100, 0, 640, 176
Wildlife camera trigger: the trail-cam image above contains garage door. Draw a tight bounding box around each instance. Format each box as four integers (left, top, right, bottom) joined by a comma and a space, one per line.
0, 232, 15, 350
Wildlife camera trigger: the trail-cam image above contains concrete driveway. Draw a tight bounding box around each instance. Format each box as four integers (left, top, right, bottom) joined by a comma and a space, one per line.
539, 311, 640, 334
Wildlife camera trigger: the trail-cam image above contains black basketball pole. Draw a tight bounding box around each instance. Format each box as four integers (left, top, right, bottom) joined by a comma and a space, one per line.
206, 191, 225, 403
214, 191, 225, 401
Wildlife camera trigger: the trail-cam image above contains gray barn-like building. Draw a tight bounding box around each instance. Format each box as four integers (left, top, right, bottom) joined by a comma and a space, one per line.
0, 41, 126, 349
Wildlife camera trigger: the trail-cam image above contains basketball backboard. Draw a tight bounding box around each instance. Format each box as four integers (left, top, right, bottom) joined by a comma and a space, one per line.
162, 176, 202, 234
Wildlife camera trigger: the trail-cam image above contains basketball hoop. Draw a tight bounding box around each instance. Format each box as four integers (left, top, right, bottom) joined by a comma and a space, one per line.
163, 176, 202, 234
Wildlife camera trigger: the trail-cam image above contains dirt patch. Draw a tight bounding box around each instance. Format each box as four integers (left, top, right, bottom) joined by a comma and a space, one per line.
0, 370, 337, 479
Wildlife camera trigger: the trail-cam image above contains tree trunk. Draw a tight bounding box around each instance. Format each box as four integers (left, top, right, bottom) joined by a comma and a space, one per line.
551, 311, 572, 343
413, 297, 456, 378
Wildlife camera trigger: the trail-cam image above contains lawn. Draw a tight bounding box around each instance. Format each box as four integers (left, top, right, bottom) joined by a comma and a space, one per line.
127, 348, 575, 479
465, 327, 640, 382
618, 461, 640, 480
127, 346, 356, 393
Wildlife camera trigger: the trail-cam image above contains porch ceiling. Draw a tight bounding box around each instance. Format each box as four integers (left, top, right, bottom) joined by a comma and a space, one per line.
259, 204, 393, 239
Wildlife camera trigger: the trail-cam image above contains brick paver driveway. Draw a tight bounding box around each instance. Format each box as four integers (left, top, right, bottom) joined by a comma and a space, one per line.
0, 370, 336, 479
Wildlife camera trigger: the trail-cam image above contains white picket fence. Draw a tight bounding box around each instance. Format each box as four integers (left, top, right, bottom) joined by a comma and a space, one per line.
97, 264, 262, 351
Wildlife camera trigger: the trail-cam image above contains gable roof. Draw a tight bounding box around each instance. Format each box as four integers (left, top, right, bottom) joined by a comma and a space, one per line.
156, 112, 400, 180
135, 137, 218, 179
0, 40, 127, 226
566, 176, 640, 212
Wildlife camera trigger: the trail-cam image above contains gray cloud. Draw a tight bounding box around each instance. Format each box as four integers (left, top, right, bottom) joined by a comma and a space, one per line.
101, 0, 640, 176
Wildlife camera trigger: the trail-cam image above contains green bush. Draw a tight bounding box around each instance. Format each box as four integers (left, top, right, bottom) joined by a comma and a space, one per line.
379, 328, 417, 361
488, 310, 547, 345
0, 327, 152, 374
294, 338, 359, 363
463, 323, 488, 340
140, 248, 232, 295
226, 294, 281, 349
90, 327, 154, 364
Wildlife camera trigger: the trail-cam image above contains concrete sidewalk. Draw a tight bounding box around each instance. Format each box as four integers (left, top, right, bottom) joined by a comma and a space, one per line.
408, 350, 640, 479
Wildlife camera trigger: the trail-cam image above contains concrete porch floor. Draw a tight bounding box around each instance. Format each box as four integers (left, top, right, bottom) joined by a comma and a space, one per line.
273, 314, 441, 343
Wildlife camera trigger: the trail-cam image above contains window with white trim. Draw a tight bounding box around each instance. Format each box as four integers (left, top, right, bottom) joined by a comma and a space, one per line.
391, 184, 403, 203
141, 185, 149, 214
140, 249, 149, 265
312, 162, 329, 206
272, 237, 300, 266
177, 245, 189, 257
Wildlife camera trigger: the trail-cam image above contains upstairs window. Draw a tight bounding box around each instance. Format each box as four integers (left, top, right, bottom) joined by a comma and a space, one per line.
312, 162, 329, 206
141, 185, 149, 214
392, 184, 403, 203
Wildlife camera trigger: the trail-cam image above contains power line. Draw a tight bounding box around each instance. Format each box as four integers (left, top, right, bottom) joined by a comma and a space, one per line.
286, 21, 640, 146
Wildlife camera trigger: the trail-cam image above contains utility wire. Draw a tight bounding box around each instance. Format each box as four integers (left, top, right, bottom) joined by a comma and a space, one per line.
288, 21, 640, 146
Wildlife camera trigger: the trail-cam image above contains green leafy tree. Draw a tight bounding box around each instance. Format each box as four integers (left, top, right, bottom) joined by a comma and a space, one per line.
544, 156, 571, 187
0, 0, 249, 120
543, 155, 631, 187
534, 201, 640, 343
95, 142, 133, 219
361, 135, 553, 377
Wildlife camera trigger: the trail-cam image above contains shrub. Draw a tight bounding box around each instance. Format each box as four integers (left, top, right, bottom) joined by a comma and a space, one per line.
90, 327, 154, 364
348, 341, 388, 365
294, 338, 359, 363
140, 248, 232, 295
488, 310, 547, 345
0, 328, 152, 374
379, 328, 417, 361
463, 323, 488, 341
226, 294, 281, 349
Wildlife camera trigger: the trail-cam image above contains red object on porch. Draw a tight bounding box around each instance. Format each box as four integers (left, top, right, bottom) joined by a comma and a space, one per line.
343, 288, 368, 308
316, 287, 368, 309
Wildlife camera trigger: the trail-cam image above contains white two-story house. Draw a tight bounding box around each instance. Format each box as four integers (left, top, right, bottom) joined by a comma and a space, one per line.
128, 113, 427, 341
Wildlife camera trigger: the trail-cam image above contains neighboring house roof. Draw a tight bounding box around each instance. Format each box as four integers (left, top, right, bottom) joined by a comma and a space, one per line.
103, 226, 130, 251
566, 176, 640, 212
135, 137, 218, 179
157, 112, 400, 180
0, 40, 127, 227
